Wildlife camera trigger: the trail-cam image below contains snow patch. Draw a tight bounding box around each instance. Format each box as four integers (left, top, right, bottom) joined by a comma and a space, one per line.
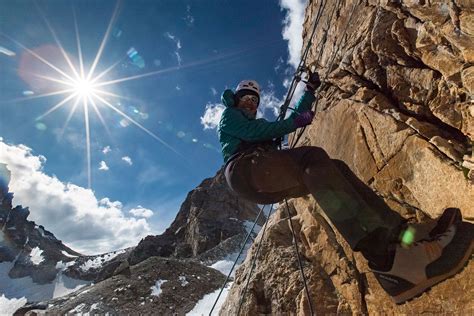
0, 261, 89, 310
186, 283, 232, 316
61, 251, 78, 258
243, 220, 262, 235
179, 276, 189, 287
88, 302, 100, 313
29, 247, 45, 265
208, 221, 258, 277
79, 250, 125, 272
150, 279, 167, 297
210, 260, 236, 277
68, 303, 87, 314
0, 294, 27, 316
55, 260, 75, 270
52, 274, 86, 299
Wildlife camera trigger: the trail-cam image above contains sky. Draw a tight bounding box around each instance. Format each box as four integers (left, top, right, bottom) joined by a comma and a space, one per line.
0, 0, 308, 255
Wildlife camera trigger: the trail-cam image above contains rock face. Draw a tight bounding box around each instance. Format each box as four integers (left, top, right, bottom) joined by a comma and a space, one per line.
222, 1, 473, 314
129, 168, 261, 265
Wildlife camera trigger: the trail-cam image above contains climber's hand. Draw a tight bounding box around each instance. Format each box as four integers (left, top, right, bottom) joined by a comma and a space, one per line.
305, 72, 321, 92
294, 110, 314, 128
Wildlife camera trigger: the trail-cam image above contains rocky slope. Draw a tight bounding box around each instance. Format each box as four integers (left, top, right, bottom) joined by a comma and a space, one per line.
4, 165, 261, 315
128, 169, 262, 265
222, 0, 474, 314
0, 163, 84, 285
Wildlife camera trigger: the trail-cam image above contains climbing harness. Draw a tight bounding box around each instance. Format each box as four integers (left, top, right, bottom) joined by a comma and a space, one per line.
210, 1, 360, 315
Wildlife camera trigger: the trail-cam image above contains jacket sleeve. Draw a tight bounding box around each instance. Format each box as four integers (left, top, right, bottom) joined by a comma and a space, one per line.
289, 91, 316, 118
219, 108, 297, 142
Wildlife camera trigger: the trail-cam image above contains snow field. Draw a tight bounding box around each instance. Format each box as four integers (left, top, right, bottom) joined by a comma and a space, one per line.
79, 249, 126, 272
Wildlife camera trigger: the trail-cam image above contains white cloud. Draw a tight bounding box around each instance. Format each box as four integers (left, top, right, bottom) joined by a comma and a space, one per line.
259, 89, 283, 118
0, 140, 151, 255
129, 206, 154, 218
176, 85, 181, 91
200, 103, 225, 130
279, 0, 308, 69
165, 32, 183, 66
122, 156, 133, 165
274, 56, 285, 73
183, 5, 195, 26
211, 87, 218, 96
102, 146, 111, 154
175, 52, 182, 66
98, 161, 109, 171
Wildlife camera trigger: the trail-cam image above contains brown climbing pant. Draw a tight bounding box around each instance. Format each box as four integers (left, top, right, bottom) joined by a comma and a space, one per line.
224, 146, 403, 249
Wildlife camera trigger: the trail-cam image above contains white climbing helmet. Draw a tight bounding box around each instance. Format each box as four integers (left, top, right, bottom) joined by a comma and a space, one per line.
236, 80, 260, 97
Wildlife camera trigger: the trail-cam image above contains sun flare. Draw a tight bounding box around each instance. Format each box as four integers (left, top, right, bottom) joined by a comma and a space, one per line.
73, 78, 96, 99
1, 2, 185, 189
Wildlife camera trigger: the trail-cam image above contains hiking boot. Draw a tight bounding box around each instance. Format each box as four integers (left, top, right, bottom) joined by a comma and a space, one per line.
371, 221, 473, 304
399, 207, 462, 246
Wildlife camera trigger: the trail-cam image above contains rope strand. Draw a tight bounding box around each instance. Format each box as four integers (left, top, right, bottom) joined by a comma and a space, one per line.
209, 204, 267, 315
237, 204, 275, 315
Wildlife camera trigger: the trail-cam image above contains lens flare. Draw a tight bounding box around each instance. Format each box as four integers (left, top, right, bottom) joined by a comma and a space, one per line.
401, 226, 416, 248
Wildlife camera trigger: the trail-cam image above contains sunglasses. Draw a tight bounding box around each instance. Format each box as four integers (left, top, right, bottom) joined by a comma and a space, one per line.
240, 95, 259, 104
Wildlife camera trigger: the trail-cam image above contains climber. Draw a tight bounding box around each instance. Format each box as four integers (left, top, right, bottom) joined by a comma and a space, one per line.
217, 75, 472, 304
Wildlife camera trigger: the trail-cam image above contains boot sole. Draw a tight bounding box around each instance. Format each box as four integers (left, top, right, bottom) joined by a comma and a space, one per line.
392, 239, 473, 304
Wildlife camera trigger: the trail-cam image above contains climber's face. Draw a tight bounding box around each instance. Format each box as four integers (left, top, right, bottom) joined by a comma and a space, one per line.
237, 94, 258, 115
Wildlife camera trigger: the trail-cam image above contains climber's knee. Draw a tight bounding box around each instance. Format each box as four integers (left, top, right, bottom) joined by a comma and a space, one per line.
299, 146, 332, 171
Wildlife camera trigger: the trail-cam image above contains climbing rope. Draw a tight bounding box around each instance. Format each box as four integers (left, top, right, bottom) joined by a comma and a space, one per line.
277, 0, 328, 122
236, 204, 275, 315
290, 0, 359, 149
284, 198, 314, 315
209, 204, 268, 315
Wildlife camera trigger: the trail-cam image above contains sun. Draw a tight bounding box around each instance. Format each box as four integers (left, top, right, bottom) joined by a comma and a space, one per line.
73, 78, 96, 99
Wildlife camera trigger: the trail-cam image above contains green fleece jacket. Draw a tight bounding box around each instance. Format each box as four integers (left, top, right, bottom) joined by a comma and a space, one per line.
218, 91, 316, 163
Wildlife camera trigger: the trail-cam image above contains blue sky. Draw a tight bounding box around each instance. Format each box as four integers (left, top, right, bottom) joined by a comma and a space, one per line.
0, 0, 307, 254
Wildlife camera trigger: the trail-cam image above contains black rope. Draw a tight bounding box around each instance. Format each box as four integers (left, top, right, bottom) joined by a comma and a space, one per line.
284, 198, 314, 315
290, 0, 359, 149
237, 204, 275, 315
277, 0, 327, 122
209, 204, 267, 315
